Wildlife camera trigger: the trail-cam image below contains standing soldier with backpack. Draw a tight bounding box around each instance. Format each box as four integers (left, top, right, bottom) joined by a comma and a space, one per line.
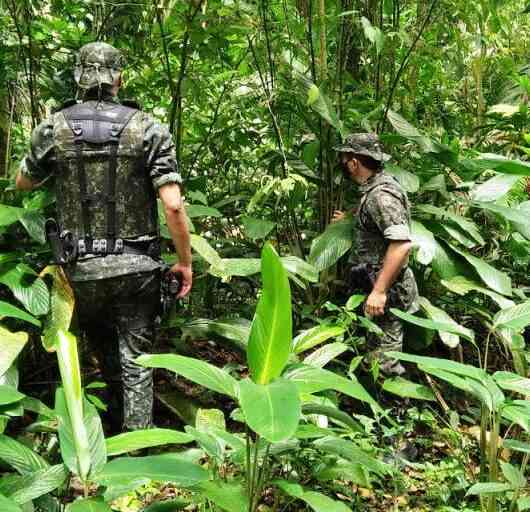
16, 42, 192, 431
333, 133, 419, 376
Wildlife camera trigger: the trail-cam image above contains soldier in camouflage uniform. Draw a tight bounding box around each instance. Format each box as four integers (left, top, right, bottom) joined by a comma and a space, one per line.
334, 133, 419, 375
16, 42, 192, 430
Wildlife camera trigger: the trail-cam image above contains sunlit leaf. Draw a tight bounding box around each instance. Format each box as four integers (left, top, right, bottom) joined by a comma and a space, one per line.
248, 244, 292, 384
308, 218, 354, 272
239, 378, 301, 443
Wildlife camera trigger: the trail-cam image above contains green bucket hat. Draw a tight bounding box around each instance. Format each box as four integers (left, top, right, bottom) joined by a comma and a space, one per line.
74, 42, 126, 90
333, 133, 391, 162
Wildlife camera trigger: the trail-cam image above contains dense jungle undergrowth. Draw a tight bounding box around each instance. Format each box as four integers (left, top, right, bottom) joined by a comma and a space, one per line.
6, 0, 530, 510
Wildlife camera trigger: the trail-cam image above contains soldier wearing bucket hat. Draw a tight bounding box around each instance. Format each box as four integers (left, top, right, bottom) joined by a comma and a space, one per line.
333, 133, 419, 376
16, 42, 193, 431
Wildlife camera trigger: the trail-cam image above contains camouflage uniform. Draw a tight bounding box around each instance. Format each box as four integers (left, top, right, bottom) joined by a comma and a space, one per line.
335, 134, 419, 375
21, 43, 182, 430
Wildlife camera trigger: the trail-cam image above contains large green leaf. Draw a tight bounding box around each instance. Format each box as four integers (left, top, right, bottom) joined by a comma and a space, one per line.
313, 436, 389, 475
185, 205, 222, 218
0, 434, 49, 474
0, 493, 21, 512
306, 83, 344, 134
470, 174, 520, 202
0, 301, 40, 327
0, 264, 49, 316
387, 110, 436, 153
40, 266, 75, 352
95, 454, 209, 488
303, 342, 349, 368
143, 499, 190, 511
385, 163, 419, 193
467, 154, 530, 176
308, 218, 354, 272
411, 221, 436, 265
493, 301, 530, 330
285, 365, 379, 409
106, 429, 193, 456
293, 325, 345, 354
137, 354, 238, 398
7, 464, 67, 504
390, 309, 475, 342
282, 256, 319, 283
431, 239, 469, 280
0, 327, 28, 378
182, 318, 250, 351
239, 378, 301, 443
419, 297, 462, 348
197, 480, 249, 511
466, 482, 512, 496
418, 205, 485, 245
441, 276, 515, 309
382, 377, 435, 401
448, 244, 512, 296
190, 235, 221, 266
65, 498, 112, 512
494, 371, 530, 396
55, 331, 91, 480
247, 244, 292, 385
18, 210, 46, 244
275, 480, 352, 512
0, 386, 24, 406
240, 216, 276, 240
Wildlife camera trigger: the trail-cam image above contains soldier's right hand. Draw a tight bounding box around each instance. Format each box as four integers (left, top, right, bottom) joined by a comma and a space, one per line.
332, 210, 346, 223
170, 263, 192, 298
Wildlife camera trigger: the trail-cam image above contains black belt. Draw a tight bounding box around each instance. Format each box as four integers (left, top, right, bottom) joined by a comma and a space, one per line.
77, 238, 160, 258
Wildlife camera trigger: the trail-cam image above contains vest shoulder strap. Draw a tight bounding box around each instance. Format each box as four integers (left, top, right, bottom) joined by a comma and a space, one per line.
62, 102, 139, 144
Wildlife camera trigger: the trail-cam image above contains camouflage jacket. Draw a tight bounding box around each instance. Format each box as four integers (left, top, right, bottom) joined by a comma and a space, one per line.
356, 171, 419, 312
20, 94, 181, 281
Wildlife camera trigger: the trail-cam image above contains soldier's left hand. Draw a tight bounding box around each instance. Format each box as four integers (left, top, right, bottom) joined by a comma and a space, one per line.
365, 289, 387, 317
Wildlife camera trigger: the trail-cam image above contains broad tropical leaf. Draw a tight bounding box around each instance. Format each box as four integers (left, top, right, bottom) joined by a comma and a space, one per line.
493, 301, 530, 330
447, 244, 512, 296
411, 221, 436, 265
419, 297, 462, 348
382, 377, 435, 401
275, 479, 352, 512
137, 354, 238, 398
285, 365, 379, 409
308, 218, 354, 272
293, 325, 345, 354
247, 244, 292, 384
0, 264, 49, 316
190, 234, 221, 266
470, 174, 520, 202
418, 205, 485, 245
55, 331, 91, 480
40, 266, 75, 352
0, 434, 49, 474
106, 429, 193, 456
95, 454, 209, 488
0, 386, 24, 406
7, 464, 67, 504
197, 480, 249, 511
65, 498, 112, 512
303, 342, 349, 368
240, 216, 276, 240
441, 276, 515, 309
0, 327, 28, 379
0, 493, 21, 512
390, 309, 474, 342
0, 301, 40, 327
239, 378, 301, 443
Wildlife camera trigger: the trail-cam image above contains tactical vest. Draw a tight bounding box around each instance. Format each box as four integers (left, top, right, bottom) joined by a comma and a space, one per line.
53, 101, 159, 252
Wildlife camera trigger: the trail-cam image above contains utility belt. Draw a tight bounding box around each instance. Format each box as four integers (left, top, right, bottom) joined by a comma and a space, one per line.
45, 218, 160, 264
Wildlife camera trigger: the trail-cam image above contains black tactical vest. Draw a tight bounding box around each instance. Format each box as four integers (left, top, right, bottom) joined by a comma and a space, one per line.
53, 101, 159, 247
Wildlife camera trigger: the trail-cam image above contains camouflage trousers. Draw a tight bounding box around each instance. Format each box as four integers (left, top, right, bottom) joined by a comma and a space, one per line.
366, 314, 405, 376
71, 270, 160, 431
